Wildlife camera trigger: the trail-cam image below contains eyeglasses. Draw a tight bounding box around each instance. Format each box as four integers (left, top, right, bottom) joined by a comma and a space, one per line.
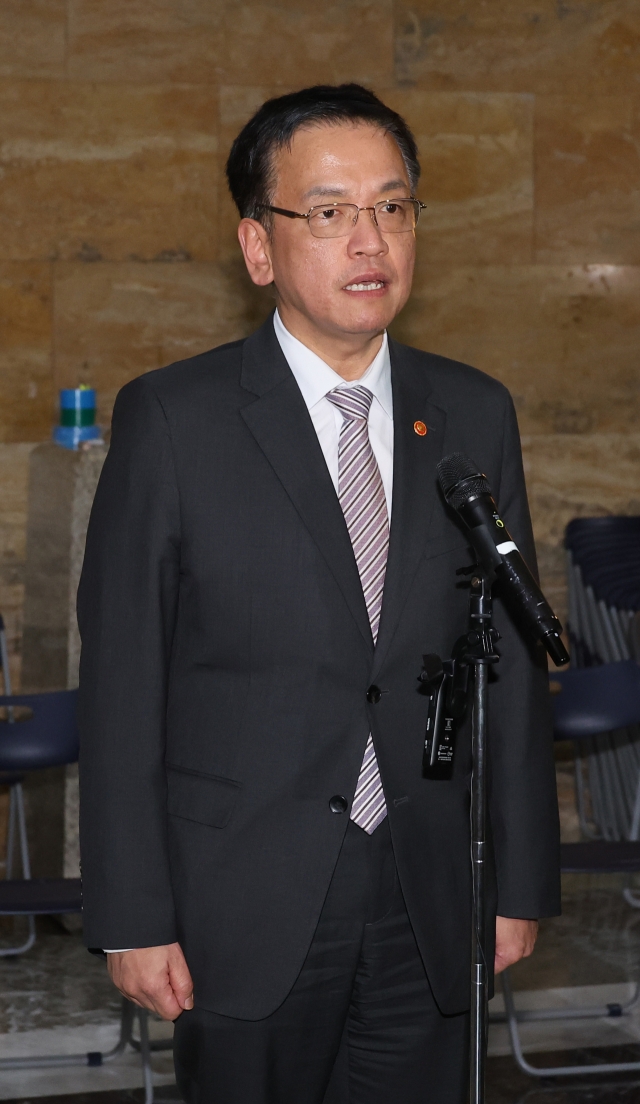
256, 198, 427, 239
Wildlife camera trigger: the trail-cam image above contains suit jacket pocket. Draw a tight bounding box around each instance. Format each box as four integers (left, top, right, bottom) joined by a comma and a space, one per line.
166, 763, 241, 828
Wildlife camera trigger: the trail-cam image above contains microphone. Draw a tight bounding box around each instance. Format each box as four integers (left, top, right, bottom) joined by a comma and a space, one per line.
436, 453, 570, 667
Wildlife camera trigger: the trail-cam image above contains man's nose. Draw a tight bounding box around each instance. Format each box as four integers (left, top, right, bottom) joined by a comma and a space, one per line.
347, 210, 389, 257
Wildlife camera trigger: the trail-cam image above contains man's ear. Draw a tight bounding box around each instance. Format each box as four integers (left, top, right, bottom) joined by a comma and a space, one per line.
237, 219, 274, 287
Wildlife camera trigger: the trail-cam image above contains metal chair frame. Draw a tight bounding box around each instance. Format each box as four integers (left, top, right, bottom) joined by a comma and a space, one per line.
0, 877, 160, 1103
498, 970, 640, 1078
565, 535, 640, 915
492, 650, 640, 1079
0, 615, 36, 955
0, 998, 154, 1101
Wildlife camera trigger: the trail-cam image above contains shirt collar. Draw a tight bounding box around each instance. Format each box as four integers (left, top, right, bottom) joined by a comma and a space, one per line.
273, 309, 392, 418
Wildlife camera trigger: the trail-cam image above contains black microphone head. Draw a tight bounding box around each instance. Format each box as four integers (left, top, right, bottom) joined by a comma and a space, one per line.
436, 453, 491, 509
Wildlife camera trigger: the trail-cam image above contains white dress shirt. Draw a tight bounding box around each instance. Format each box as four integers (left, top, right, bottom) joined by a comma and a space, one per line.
104, 314, 394, 954
273, 310, 394, 517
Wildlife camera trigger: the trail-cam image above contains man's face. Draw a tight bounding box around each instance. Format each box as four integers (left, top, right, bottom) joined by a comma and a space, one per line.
244, 122, 417, 341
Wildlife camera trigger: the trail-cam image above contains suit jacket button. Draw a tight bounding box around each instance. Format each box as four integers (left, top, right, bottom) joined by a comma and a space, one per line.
366, 684, 382, 704
329, 795, 348, 814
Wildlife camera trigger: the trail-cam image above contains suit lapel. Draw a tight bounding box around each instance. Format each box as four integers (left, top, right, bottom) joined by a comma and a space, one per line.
239, 317, 373, 652
372, 340, 448, 678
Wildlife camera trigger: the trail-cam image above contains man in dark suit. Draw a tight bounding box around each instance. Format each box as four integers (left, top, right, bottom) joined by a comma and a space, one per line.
78, 84, 560, 1104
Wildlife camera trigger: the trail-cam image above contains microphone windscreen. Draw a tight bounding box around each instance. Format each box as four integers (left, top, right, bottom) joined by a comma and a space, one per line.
436, 453, 490, 509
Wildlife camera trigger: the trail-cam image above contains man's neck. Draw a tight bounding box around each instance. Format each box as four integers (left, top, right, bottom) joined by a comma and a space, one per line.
276, 306, 385, 382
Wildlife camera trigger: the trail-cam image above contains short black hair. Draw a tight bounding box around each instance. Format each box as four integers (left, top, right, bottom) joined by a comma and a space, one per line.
225, 83, 420, 225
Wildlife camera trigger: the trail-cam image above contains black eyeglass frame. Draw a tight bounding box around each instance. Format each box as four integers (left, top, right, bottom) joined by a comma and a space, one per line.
255, 198, 427, 234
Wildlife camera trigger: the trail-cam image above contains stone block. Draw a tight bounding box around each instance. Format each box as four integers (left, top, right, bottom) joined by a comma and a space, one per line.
20, 441, 108, 880
0, 80, 218, 262
535, 96, 640, 264
67, 0, 223, 83
522, 433, 640, 622
391, 263, 640, 435
53, 261, 272, 426
0, 444, 37, 689
394, 0, 640, 95
383, 90, 534, 264
218, 1, 394, 88
0, 0, 66, 80
21, 443, 107, 693
0, 263, 53, 443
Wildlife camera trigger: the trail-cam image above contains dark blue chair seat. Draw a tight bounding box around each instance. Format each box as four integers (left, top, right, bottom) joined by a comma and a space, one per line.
0, 690, 78, 771
551, 660, 640, 739
0, 878, 81, 915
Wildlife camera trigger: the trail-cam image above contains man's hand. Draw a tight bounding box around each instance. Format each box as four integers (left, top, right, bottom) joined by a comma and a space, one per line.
107, 943, 194, 1020
494, 916, 538, 975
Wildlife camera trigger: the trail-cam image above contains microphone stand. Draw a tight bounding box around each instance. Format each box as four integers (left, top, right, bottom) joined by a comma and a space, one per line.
463, 569, 500, 1104
421, 565, 500, 1104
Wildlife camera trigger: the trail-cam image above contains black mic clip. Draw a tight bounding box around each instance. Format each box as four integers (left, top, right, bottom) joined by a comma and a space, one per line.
420, 570, 500, 781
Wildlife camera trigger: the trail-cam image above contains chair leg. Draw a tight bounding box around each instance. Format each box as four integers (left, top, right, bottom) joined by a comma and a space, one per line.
574, 750, 599, 839
0, 997, 143, 1071
101, 997, 136, 1061
14, 782, 31, 879
5, 783, 16, 879
623, 774, 640, 907
138, 1008, 154, 1104
0, 783, 36, 958
501, 969, 640, 1077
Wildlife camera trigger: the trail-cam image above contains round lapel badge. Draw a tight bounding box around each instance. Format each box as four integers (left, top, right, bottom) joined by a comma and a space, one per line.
413, 420, 427, 436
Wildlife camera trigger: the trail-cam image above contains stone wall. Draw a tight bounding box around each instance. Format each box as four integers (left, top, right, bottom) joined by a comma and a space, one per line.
1, 0, 639, 693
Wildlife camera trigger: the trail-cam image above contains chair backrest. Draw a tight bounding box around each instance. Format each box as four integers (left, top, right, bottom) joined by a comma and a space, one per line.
0, 689, 79, 770
566, 516, 640, 615
550, 660, 640, 741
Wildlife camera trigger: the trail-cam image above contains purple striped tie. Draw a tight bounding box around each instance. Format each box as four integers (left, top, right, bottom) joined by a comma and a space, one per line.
327, 385, 388, 834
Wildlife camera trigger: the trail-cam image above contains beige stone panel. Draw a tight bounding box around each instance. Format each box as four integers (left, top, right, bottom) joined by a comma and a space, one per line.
523, 433, 640, 621
219, 1, 393, 87
218, 86, 296, 263
67, 0, 223, 83
0, 1, 65, 80
391, 263, 640, 435
0, 443, 38, 689
535, 96, 640, 264
395, 0, 640, 95
0, 81, 217, 262
53, 261, 273, 426
0, 263, 54, 443
384, 90, 534, 263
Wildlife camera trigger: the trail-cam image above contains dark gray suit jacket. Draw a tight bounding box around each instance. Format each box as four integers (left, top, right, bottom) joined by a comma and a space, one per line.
78, 313, 560, 1018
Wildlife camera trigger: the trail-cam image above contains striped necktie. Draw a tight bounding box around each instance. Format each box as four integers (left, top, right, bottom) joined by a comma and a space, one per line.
327, 385, 388, 834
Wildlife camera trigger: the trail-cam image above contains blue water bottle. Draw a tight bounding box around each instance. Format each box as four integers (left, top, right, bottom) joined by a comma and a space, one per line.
53, 387, 102, 450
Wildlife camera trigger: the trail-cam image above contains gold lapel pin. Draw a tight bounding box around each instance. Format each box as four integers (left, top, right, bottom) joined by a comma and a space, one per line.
413, 420, 427, 436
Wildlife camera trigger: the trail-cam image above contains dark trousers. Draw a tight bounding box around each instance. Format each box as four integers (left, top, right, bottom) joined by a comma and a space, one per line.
173, 818, 469, 1104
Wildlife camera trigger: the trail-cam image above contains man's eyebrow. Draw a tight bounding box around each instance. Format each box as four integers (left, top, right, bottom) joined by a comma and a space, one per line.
301, 178, 411, 202
301, 185, 348, 201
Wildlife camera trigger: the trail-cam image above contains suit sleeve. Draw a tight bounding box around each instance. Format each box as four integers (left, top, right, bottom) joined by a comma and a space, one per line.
488, 392, 561, 919
78, 375, 181, 949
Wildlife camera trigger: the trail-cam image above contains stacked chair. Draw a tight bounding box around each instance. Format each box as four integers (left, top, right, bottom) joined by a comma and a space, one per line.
565, 517, 640, 846
494, 516, 640, 1078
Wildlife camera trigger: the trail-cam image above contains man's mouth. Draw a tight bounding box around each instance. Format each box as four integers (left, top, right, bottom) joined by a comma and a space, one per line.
343, 280, 386, 292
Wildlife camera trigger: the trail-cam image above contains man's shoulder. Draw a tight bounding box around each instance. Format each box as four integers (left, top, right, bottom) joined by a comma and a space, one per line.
119, 338, 249, 411
390, 339, 511, 408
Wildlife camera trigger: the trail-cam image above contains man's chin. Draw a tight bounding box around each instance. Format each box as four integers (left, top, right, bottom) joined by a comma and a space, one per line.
327, 299, 397, 337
